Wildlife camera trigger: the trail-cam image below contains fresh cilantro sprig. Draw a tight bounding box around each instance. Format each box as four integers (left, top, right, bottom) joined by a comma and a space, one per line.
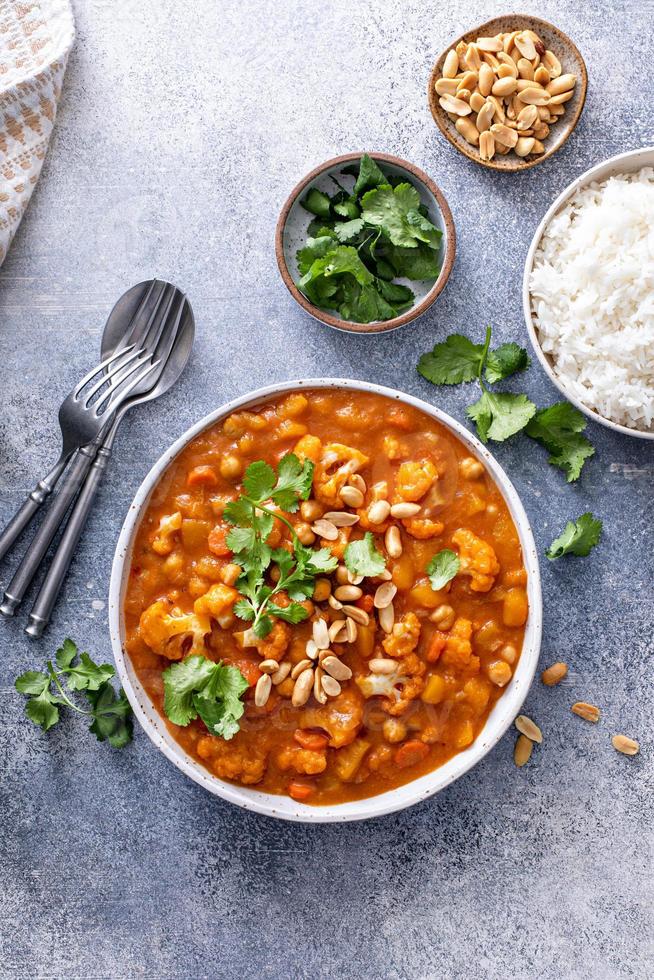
15, 638, 132, 748
344, 532, 387, 577
163, 656, 249, 739
417, 326, 594, 480
546, 513, 603, 560
224, 453, 338, 638
296, 154, 442, 324
426, 549, 460, 591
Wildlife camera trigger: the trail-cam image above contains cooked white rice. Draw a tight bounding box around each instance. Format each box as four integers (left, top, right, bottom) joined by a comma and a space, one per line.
529, 167, 654, 432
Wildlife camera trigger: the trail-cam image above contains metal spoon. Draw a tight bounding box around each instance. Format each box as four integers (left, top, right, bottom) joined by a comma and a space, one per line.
24, 281, 195, 637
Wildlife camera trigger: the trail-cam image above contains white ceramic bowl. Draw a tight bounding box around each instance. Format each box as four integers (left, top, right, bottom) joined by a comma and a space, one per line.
109, 379, 542, 823
523, 146, 654, 440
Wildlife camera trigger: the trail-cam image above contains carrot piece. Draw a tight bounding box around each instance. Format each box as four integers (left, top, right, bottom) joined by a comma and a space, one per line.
232, 658, 261, 687
208, 522, 232, 557
356, 594, 374, 613
187, 464, 219, 488
426, 633, 447, 663
288, 781, 314, 802
394, 740, 430, 769
293, 729, 329, 752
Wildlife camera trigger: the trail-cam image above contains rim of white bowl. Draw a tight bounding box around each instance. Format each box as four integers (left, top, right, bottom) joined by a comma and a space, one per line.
523, 145, 654, 441
109, 379, 542, 823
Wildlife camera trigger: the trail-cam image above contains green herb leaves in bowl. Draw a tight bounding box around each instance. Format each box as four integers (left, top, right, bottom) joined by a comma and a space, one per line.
296, 155, 441, 324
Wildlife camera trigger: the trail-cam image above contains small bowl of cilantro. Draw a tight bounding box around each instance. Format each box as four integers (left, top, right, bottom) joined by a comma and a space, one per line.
275, 153, 456, 333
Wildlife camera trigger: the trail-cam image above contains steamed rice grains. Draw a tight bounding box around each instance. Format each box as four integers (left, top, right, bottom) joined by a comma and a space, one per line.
529, 168, 654, 432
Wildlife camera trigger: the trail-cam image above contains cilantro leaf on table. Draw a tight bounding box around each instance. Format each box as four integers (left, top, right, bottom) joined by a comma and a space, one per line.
426, 549, 460, 591
546, 513, 603, 560
525, 403, 595, 482
360, 183, 441, 249
344, 532, 387, 577
485, 343, 531, 384
163, 655, 248, 739
15, 638, 133, 746
467, 391, 537, 444
418, 334, 486, 385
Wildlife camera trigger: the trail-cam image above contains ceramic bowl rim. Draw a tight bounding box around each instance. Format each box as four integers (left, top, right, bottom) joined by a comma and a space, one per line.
109, 378, 543, 823
274, 152, 456, 334
522, 145, 654, 440
427, 14, 588, 172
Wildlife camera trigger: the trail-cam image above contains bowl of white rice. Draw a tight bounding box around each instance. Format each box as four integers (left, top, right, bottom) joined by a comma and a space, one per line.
523, 146, 654, 439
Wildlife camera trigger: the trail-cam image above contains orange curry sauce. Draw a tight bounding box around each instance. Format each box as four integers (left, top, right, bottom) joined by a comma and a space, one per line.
123, 389, 528, 805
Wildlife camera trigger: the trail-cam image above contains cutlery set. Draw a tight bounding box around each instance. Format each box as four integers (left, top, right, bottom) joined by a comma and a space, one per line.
0, 279, 194, 637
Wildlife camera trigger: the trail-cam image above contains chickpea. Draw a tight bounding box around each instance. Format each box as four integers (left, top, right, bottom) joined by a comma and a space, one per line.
486, 659, 512, 687
313, 577, 332, 602
162, 552, 185, 582
219, 562, 241, 586
383, 718, 407, 743
296, 522, 316, 546
430, 603, 455, 630
270, 565, 281, 583
459, 456, 484, 480
300, 499, 323, 522
500, 643, 518, 664
219, 453, 243, 480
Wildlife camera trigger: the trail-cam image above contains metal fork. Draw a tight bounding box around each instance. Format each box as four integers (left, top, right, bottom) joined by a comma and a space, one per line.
0, 279, 171, 564
0, 346, 163, 618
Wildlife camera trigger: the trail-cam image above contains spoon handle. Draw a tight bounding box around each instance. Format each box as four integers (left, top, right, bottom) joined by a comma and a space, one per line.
25, 421, 121, 638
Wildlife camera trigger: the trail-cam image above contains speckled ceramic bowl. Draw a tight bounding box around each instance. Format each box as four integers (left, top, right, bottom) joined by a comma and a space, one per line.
428, 15, 587, 172
109, 379, 542, 823
275, 153, 456, 333
523, 146, 654, 440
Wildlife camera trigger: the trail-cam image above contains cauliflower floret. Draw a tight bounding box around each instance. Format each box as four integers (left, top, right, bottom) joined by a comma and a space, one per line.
234, 619, 292, 661
276, 746, 327, 775
314, 443, 369, 505
197, 735, 267, 785
394, 460, 438, 502
193, 582, 239, 618
356, 653, 425, 716
402, 518, 444, 539
139, 598, 210, 659
382, 611, 421, 658
151, 512, 182, 555
299, 687, 364, 747
452, 527, 500, 592
440, 617, 473, 668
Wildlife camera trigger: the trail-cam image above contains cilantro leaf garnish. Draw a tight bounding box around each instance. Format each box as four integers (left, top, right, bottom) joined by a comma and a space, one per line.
526, 403, 595, 482
163, 655, 248, 740
225, 454, 338, 637
15, 638, 133, 746
293, 156, 442, 324
344, 532, 387, 577
360, 183, 441, 249
426, 549, 460, 590
546, 513, 603, 560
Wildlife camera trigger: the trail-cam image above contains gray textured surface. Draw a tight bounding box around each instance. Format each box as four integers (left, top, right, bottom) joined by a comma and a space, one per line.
1, 0, 652, 977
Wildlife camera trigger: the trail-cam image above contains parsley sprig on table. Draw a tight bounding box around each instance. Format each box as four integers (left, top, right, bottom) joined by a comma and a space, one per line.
15, 638, 132, 748
224, 453, 338, 638
418, 326, 595, 481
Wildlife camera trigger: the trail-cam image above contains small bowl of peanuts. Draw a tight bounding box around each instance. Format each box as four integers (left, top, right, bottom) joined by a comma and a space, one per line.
428, 15, 587, 171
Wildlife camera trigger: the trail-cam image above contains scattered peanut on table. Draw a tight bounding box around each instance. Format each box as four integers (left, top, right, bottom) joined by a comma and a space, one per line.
435, 28, 576, 162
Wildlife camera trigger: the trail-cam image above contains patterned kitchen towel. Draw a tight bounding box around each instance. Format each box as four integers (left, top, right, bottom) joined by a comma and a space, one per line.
0, 0, 74, 264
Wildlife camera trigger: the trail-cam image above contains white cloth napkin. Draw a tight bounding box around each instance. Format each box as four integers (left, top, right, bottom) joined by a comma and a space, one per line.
0, 0, 74, 263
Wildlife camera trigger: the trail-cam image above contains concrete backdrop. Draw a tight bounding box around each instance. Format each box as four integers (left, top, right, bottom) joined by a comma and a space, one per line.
1, 0, 652, 977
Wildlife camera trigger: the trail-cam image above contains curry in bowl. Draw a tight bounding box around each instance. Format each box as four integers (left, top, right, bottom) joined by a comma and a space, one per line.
123, 389, 528, 805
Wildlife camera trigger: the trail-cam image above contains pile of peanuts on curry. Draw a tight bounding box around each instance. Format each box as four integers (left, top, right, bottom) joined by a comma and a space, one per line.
124, 389, 528, 805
